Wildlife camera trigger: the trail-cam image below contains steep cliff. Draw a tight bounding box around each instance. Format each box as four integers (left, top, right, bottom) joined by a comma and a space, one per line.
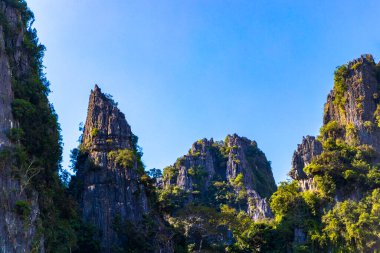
291, 55, 380, 188
290, 136, 322, 181
162, 134, 276, 220
72, 85, 173, 253
280, 55, 380, 252
323, 54, 380, 150
0, 1, 72, 252
289, 136, 322, 191
0, 2, 41, 249
0, 114, 41, 250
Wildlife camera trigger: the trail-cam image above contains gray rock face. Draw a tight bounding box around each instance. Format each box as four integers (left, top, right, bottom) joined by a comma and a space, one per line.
290, 136, 322, 180
294, 228, 307, 244
76, 85, 150, 252
82, 85, 133, 152
225, 135, 275, 219
174, 139, 218, 195
324, 55, 380, 152
163, 134, 276, 220
0, 2, 43, 252
76, 86, 175, 252
0, 171, 42, 253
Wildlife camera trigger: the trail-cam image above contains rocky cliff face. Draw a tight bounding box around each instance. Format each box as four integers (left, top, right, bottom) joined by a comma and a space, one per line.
0, 2, 43, 252
290, 136, 322, 181
172, 139, 216, 195
74, 85, 172, 252
285, 55, 380, 252
291, 55, 380, 186
225, 135, 275, 219
163, 134, 276, 220
324, 55, 380, 149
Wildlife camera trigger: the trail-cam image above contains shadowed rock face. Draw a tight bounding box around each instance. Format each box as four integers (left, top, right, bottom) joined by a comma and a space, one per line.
0, 2, 42, 252
73, 85, 175, 252
76, 85, 149, 252
0, 24, 13, 148
82, 85, 133, 152
163, 134, 276, 220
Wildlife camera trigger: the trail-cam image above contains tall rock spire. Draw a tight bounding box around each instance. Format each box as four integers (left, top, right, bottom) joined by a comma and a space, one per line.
74, 85, 173, 253
76, 85, 148, 252
82, 85, 133, 151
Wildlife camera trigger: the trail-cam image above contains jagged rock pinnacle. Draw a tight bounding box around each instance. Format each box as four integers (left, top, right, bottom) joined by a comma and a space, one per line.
82, 85, 132, 152
76, 85, 149, 252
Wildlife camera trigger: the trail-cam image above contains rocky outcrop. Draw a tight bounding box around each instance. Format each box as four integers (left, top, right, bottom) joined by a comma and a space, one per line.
324, 54, 380, 151
225, 135, 275, 219
225, 134, 276, 198
165, 138, 222, 198
290, 136, 322, 180
0, 2, 43, 252
288, 55, 380, 250
291, 55, 380, 189
163, 134, 276, 220
74, 85, 173, 253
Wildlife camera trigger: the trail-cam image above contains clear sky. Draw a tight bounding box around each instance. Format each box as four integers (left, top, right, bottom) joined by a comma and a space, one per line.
27, 0, 380, 183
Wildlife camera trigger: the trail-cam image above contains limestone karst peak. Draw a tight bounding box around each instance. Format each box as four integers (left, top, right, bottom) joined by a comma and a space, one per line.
323, 54, 380, 153
162, 134, 276, 221
82, 85, 132, 151
292, 54, 380, 190
72, 86, 174, 252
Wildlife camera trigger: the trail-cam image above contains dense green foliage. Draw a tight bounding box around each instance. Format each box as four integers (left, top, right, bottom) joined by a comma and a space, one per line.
14, 200, 31, 219
333, 65, 349, 112
111, 215, 156, 252
223, 121, 379, 252
108, 148, 136, 168
322, 190, 380, 252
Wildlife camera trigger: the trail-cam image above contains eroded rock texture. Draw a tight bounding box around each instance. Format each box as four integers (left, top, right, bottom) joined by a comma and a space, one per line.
290, 136, 322, 181
163, 134, 276, 220
75, 85, 173, 253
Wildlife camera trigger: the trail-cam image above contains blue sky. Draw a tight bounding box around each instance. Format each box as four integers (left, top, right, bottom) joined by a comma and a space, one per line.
27, 0, 380, 183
